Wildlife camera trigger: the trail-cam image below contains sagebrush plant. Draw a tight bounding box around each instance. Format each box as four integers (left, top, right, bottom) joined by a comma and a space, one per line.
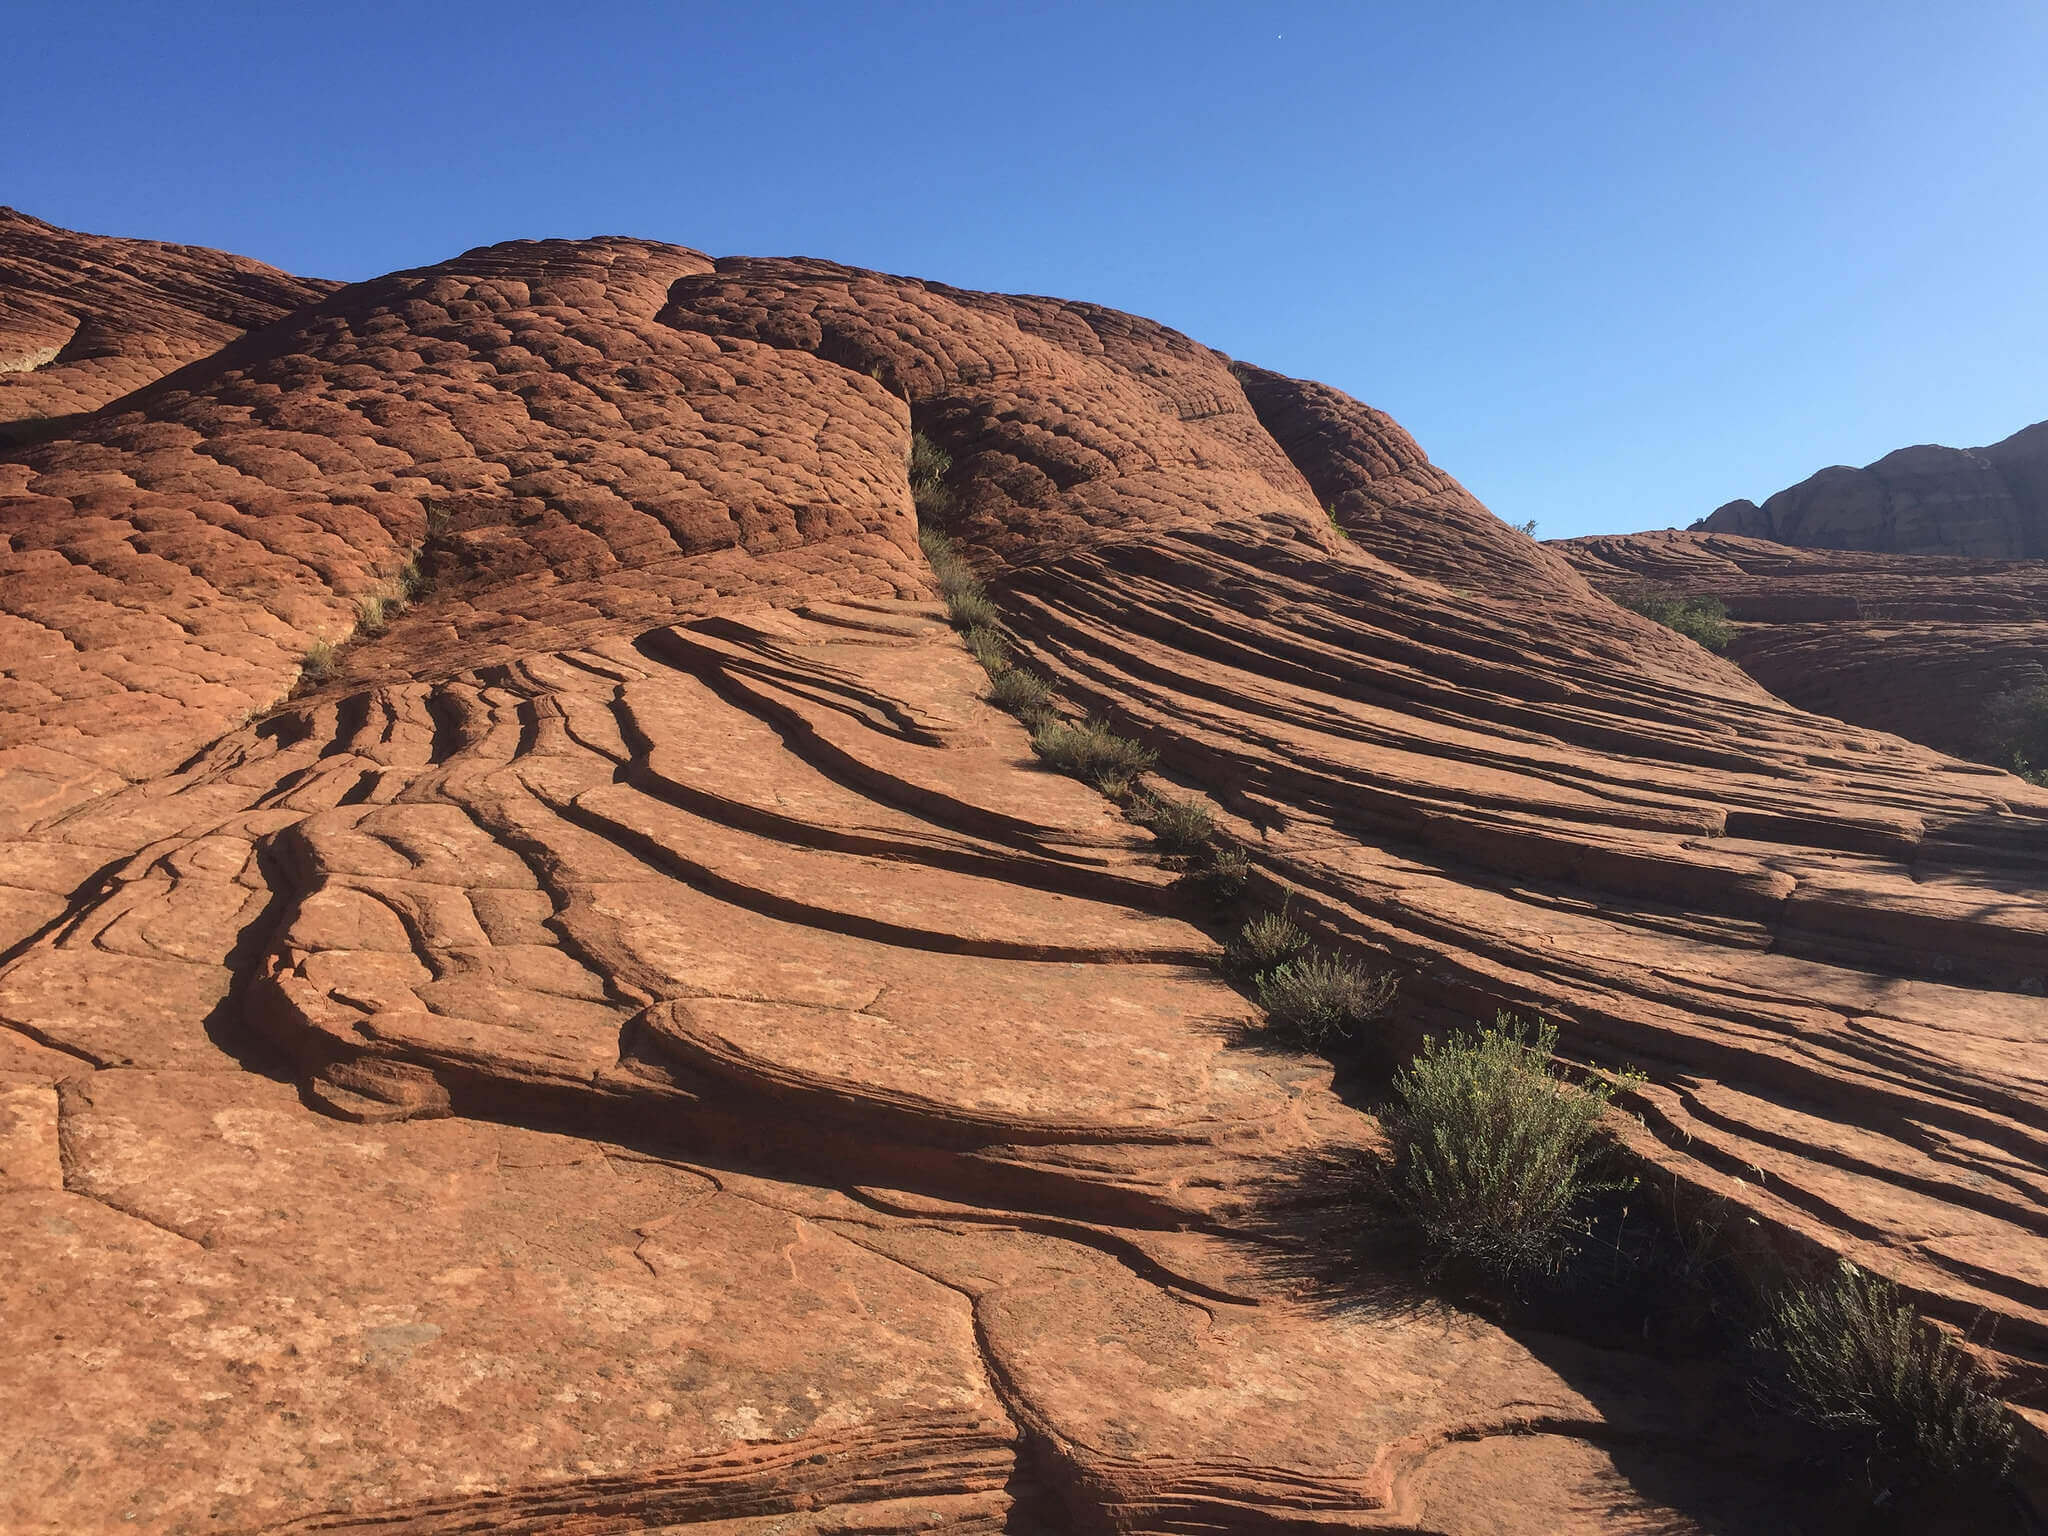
1614, 589, 1733, 652
988, 667, 1056, 724
1388, 1015, 1630, 1283
1137, 794, 1214, 858
298, 639, 338, 687
908, 430, 954, 521
1755, 1261, 2016, 1489
1254, 952, 1398, 1046
965, 625, 1011, 675
1031, 718, 1156, 788
1981, 682, 2048, 785
918, 526, 999, 632
1224, 910, 1309, 979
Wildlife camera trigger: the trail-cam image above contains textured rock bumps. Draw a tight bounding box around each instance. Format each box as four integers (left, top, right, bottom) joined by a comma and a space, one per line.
4, 213, 2046, 1532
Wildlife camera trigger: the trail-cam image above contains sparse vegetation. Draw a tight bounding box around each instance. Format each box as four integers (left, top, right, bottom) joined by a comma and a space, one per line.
1323, 503, 1351, 540
1194, 845, 1253, 905
1614, 588, 1733, 652
909, 430, 954, 522
1754, 1261, 2017, 1491
987, 666, 1056, 724
297, 639, 338, 689
1981, 682, 2048, 785
1513, 517, 1539, 537
965, 625, 1011, 674
1254, 952, 1398, 1046
1387, 1016, 1629, 1283
1030, 717, 1156, 789
1223, 909, 1309, 979
1135, 793, 1214, 858
918, 525, 1002, 635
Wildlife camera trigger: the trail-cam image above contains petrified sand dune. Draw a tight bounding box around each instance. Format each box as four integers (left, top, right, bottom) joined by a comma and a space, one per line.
1563, 528, 2048, 758
3, 215, 2045, 1533
1696, 417, 2048, 558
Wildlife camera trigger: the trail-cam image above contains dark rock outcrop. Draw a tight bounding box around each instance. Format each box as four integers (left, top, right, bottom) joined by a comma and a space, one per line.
1698, 418, 2048, 557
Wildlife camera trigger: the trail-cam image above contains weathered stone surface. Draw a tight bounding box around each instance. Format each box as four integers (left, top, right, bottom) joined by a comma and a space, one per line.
3, 212, 2044, 1531
1563, 528, 2048, 756
1696, 417, 2048, 557
0, 206, 337, 427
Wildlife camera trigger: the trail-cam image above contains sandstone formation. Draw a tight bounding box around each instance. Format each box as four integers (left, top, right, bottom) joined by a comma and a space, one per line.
1697, 418, 2048, 557
4, 213, 2046, 1533
0, 206, 338, 431
1562, 529, 2048, 758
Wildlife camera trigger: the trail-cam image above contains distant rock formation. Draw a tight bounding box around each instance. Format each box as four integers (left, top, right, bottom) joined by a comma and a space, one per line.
1697, 418, 2048, 556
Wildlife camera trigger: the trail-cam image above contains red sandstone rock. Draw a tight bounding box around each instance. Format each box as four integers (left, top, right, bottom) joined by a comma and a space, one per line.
1562, 528, 2048, 756
1697, 417, 2048, 557
3, 212, 2044, 1533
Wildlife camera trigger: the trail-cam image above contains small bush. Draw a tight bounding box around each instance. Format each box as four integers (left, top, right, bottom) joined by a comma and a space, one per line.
1254, 952, 1397, 1046
909, 430, 954, 522
1137, 794, 1214, 858
947, 588, 1000, 631
298, 639, 338, 688
356, 594, 391, 634
1755, 1261, 2016, 1489
1224, 910, 1309, 979
965, 625, 1011, 674
1031, 718, 1156, 788
988, 667, 1056, 723
1388, 1016, 1626, 1282
1614, 589, 1733, 652
1982, 682, 2048, 783
1197, 845, 1253, 904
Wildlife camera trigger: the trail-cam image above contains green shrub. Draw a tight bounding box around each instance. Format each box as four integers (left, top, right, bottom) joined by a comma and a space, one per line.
298, 639, 338, 688
1982, 683, 2048, 784
1388, 1016, 1626, 1281
919, 526, 999, 630
988, 667, 1055, 723
1137, 794, 1214, 858
1031, 718, 1155, 788
1224, 910, 1309, 979
964, 625, 1011, 675
909, 430, 954, 522
1755, 1261, 2016, 1488
1614, 589, 1733, 652
1254, 952, 1397, 1046
1194, 845, 1253, 905
947, 589, 1000, 631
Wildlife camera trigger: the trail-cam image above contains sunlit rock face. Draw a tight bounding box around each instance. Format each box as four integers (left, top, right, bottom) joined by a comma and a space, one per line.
3, 212, 2044, 1534
1697, 418, 2048, 558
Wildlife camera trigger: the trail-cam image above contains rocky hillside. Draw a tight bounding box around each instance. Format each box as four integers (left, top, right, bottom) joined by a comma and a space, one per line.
1697, 417, 2048, 557
4, 215, 2046, 1533
1563, 529, 2048, 758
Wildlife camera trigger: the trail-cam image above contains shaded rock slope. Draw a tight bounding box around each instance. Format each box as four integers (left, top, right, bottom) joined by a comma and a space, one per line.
1696, 416, 2048, 557
4, 214, 2047, 1533
1562, 529, 2048, 758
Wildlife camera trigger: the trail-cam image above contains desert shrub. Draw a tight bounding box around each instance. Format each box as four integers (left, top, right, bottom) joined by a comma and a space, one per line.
298, 639, 338, 687
1982, 683, 2048, 784
988, 667, 1055, 723
965, 625, 1011, 674
1193, 845, 1253, 905
909, 430, 954, 521
356, 594, 391, 634
1031, 718, 1156, 788
947, 588, 999, 631
1755, 1261, 2016, 1488
1387, 1016, 1627, 1282
919, 526, 999, 630
1323, 503, 1351, 541
1224, 910, 1309, 979
1254, 952, 1398, 1046
1615, 589, 1733, 652
1137, 794, 1214, 858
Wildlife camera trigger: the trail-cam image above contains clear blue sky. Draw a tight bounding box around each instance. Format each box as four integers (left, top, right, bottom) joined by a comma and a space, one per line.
8, 1, 2044, 538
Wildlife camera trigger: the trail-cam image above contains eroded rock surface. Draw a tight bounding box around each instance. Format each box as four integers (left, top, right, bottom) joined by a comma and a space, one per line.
4, 213, 2045, 1532
1696, 417, 2048, 557
1563, 528, 2048, 758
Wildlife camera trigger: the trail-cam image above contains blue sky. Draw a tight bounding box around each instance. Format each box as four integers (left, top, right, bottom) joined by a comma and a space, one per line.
7, 1, 2044, 538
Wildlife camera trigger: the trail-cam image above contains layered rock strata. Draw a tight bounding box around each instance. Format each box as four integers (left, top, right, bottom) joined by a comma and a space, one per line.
4, 215, 2046, 1532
